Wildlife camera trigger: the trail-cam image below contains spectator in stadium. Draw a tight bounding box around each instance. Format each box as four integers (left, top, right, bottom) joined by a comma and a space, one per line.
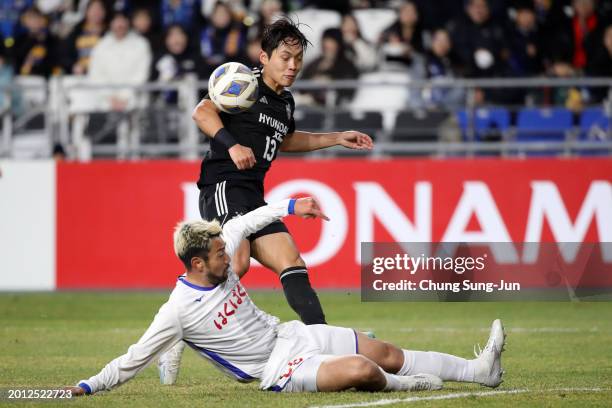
160, 0, 201, 33
545, 58, 585, 111
87, 11, 151, 111
569, 0, 604, 70
0, 0, 33, 50
413, 0, 464, 30
586, 24, 612, 102
340, 14, 377, 73
237, 35, 263, 67
379, 0, 424, 62
533, 0, 573, 69
60, 0, 107, 75
198, 2, 245, 78
247, 0, 282, 40
446, 0, 508, 78
152, 24, 201, 102
52, 142, 66, 160
132, 7, 163, 57
424, 29, 464, 109
12, 6, 60, 77
507, 2, 542, 77
301, 27, 359, 106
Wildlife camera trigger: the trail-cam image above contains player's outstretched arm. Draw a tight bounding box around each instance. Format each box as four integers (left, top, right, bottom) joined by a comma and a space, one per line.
280, 130, 373, 153
192, 99, 256, 169
223, 197, 328, 256
63, 303, 182, 396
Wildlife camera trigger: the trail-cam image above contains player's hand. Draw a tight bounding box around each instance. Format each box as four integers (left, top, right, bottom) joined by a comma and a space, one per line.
63, 386, 86, 397
337, 131, 373, 150
293, 197, 330, 221
228, 144, 256, 170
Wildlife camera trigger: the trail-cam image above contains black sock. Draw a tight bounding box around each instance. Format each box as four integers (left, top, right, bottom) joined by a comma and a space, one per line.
280, 266, 327, 325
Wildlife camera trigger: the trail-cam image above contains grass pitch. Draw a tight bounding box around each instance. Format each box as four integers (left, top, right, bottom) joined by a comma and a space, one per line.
1, 291, 611, 407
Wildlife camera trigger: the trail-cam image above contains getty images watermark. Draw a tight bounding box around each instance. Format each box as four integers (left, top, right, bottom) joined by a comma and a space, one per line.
360, 242, 612, 301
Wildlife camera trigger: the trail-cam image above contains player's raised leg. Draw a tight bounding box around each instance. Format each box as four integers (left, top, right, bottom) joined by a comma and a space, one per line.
355, 319, 506, 388
251, 232, 326, 324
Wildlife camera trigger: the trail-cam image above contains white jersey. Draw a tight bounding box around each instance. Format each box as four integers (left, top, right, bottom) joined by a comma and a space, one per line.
78, 200, 294, 394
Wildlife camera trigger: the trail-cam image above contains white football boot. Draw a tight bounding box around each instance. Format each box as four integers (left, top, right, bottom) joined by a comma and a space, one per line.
398, 374, 444, 391
158, 341, 186, 385
473, 319, 506, 388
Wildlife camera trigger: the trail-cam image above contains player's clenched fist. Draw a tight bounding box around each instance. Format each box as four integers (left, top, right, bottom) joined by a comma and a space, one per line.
228, 144, 256, 170
294, 197, 330, 221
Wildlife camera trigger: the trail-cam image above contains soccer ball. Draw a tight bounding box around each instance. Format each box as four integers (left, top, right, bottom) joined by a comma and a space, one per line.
208, 62, 259, 114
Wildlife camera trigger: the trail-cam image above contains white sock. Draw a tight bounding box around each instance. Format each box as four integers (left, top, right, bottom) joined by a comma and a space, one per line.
380, 368, 403, 391
398, 349, 476, 382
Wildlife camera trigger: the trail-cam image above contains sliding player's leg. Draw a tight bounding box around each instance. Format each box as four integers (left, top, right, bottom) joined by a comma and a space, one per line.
356, 319, 506, 388
251, 231, 326, 324
285, 354, 442, 392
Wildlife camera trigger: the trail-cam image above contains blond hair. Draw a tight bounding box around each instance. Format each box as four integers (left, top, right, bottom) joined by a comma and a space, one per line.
173, 219, 223, 269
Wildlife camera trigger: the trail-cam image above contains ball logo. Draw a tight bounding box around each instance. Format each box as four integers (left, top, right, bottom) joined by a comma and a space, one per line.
208, 62, 259, 114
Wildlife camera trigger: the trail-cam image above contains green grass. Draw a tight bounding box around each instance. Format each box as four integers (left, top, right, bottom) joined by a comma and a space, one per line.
1, 292, 612, 407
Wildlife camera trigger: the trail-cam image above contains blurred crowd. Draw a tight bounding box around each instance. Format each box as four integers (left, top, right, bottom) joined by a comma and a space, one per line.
0, 0, 611, 110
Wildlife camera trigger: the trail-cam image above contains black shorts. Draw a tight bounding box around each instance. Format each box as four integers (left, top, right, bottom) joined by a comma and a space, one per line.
199, 180, 289, 241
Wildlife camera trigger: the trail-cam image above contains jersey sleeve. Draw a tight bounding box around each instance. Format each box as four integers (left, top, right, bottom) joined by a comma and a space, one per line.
77, 302, 182, 394
222, 199, 291, 257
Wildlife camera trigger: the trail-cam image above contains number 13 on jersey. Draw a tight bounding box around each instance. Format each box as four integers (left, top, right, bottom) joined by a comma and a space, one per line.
263, 135, 278, 161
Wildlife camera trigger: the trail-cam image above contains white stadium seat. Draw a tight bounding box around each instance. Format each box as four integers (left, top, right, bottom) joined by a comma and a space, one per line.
350, 71, 411, 131
15, 75, 46, 108
292, 9, 341, 66
353, 8, 397, 44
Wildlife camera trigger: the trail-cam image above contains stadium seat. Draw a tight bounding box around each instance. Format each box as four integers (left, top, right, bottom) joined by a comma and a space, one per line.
15, 75, 46, 107
333, 111, 382, 137
391, 110, 449, 142
14, 76, 47, 132
580, 108, 610, 141
292, 9, 341, 66
351, 71, 411, 127
515, 108, 573, 141
575, 108, 611, 156
328, 111, 382, 156
294, 109, 326, 132
456, 108, 510, 141
353, 9, 397, 44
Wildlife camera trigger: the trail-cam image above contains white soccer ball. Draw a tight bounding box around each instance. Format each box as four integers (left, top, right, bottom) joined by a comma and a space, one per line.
208, 62, 259, 114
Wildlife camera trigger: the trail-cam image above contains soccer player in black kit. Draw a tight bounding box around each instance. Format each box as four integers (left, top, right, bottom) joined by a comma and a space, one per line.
158, 18, 373, 384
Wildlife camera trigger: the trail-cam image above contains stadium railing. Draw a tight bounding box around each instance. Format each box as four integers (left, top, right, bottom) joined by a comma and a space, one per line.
0, 76, 610, 160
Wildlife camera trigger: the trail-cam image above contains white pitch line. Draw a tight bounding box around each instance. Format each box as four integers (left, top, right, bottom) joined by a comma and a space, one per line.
309, 388, 609, 408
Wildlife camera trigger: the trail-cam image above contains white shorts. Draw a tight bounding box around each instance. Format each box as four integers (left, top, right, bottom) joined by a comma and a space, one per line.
265, 323, 359, 393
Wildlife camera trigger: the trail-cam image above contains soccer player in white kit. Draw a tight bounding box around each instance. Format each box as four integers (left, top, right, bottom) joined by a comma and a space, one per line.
65, 197, 506, 396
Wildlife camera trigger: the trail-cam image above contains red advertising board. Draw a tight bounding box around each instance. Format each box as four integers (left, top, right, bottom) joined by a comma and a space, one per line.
56, 158, 612, 289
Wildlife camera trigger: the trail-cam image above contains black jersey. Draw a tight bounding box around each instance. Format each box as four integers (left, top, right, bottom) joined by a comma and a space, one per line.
197, 67, 296, 187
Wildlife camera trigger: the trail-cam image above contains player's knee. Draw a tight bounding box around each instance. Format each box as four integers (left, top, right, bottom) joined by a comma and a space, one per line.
275, 256, 306, 274
377, 342, 404, 373
288, 255, 306, 269
345, 356, 380, 386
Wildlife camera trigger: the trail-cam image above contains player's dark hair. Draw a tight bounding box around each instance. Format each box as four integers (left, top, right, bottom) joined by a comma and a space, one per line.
261, 17, 310, 57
